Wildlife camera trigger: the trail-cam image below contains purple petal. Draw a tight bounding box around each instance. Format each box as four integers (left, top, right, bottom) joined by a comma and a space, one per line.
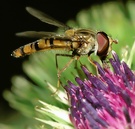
94, 61, 105, 76
80, 99, 108, 127
81, 64, 108, 91
122, 62, 135, 82
123, 107, 131, 123
92, 89, 116, 117
120, 89, 132, 106
112, 50, 121, 66
109, 58, 121, 75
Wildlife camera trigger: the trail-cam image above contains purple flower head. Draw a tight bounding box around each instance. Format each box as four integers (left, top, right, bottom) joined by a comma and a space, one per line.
65, 51, 135, 129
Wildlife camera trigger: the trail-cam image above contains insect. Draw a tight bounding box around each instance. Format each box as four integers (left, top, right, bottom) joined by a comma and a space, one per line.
12, 7, 118, 93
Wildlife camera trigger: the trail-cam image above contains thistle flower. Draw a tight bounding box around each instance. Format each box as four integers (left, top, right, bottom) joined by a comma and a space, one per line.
65, 51, 135, 129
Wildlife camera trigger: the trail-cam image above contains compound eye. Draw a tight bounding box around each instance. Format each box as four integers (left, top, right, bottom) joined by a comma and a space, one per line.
96, 32, 109, 56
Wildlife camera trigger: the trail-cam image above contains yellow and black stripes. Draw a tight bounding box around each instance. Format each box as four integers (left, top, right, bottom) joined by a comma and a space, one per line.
11, 38, 73, 58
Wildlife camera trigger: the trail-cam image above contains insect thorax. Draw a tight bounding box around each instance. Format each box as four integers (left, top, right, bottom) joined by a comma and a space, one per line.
69, 29, 97, 56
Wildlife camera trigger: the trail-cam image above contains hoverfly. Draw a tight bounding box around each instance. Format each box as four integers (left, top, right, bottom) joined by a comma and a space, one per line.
12, 7, 118, 92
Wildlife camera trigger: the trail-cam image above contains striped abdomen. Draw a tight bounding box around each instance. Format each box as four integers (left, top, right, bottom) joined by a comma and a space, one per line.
11, 38, 72, 58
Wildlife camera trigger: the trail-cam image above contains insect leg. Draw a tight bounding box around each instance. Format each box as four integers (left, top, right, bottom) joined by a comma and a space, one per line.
88, 56, 98, 75
88, 56, 97, 67
56, 54, 75, 78
53, 54, 75, 95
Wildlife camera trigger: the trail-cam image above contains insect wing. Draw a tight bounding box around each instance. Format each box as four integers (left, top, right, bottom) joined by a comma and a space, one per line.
16, 31, 58, 38
26, 7, 70, 29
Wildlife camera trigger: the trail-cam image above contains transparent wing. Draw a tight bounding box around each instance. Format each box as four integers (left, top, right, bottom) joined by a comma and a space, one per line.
26, 7, 70, 29
16, 31, 59, 38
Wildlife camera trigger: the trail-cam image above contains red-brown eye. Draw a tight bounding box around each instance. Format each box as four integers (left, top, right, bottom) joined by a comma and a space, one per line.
96, 32, 109, 56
